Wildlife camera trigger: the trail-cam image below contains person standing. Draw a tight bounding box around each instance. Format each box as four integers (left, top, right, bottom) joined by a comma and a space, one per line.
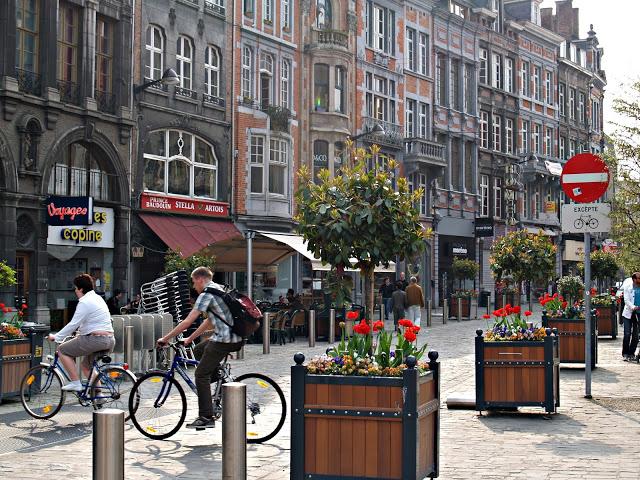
391, 281, 407, 331
398, 272, 409, 291
621, 273, 640, 361
106, 289, 123, 315
378, 277, 394, 322
405, 276, 424, 326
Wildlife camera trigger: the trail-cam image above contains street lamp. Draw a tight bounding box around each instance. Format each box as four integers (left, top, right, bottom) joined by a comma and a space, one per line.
134, 68, 180, 95
349, 122, 385, 142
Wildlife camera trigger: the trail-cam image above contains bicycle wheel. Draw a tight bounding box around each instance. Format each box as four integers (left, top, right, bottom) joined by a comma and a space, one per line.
235, 373, 286, 444
89, 366, 137, 420
128, 371, 187, 440
20, 365, 65, 419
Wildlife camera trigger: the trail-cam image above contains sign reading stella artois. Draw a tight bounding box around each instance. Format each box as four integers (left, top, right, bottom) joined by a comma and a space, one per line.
140, 193, 229, 217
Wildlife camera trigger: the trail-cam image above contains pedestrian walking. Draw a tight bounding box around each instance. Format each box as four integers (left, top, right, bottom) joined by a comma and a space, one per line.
621, 273, 640, 361
378, 277, 394, 322
405, 276, 424, 327
391, 281, 407, 331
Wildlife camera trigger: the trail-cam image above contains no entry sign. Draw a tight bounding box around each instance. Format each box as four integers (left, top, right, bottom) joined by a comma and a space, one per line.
561, 153, 610, 203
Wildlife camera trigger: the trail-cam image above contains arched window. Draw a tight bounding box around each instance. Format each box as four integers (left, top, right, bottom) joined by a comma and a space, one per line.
143, 130, 218, 199
205, 45, 220, 98
260, 53, 274, 108
47, 142, 114, 201
316, 0, 332, 29
145, 25, 164, 81
176, 36, 193, 90
241, 46, 253, 98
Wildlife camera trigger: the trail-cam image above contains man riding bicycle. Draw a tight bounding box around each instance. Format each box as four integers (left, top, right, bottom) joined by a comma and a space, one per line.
47, 274, 115, 392
157, 266, 243, 429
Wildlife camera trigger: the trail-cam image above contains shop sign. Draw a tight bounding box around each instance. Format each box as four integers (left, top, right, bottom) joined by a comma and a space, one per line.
132, 246, 145, 258
47, 207, 114, 248
452, 245, 468, 256
46, 196, 94, 226
545, 201, 557, 213
563, 239, 585, 262
140, 193, 228, 217
474, 217, 494, 237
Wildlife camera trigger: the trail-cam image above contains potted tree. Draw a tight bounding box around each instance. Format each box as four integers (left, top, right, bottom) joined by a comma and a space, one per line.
494, 280, 517, 309
450, 258, 478, 319
578, 250, 620, 338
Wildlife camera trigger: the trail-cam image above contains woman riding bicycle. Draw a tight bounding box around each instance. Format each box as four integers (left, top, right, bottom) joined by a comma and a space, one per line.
157, 266, 243, 429
47, 274, 115, 392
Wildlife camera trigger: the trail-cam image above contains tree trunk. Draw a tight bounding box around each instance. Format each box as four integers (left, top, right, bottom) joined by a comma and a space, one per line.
362, 264, 375, 323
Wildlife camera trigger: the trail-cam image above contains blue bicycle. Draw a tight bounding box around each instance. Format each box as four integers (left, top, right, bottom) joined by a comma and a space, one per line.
128, 341, 286, 442
20, 339, 137, 420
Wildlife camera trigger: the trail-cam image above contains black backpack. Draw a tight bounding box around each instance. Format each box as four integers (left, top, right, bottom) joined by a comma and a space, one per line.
204, 286, 262, 338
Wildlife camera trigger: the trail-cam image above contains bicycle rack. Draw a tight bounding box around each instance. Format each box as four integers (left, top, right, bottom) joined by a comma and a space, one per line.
140, 314, 156, 372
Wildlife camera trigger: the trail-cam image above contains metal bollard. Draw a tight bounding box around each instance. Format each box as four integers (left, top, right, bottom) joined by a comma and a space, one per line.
222, 383, 246, 480
502, 294, 507, 309
328, 309, 336, 344
308, 310, 316, 348
124, 325, 134, 368
263, 312, 271, 355
236, 345, 245, 360
474, 297, 479, 320
426, 299, 432, 327
443, 299, 448, 325
457, 297, 462, 322
93, 409, 125, 480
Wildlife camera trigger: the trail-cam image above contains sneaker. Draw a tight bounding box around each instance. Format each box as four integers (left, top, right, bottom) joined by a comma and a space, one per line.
62, 380, 84, 392
186, 417, 215, 429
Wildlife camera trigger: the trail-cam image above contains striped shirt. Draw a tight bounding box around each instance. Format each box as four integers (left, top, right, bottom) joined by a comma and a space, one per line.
193, 281, 243, 343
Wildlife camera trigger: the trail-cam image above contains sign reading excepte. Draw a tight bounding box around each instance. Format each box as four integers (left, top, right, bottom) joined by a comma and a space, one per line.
47, 207, 114, 248
560, 153, 610, 203
140, 193, 229, 217
561, 203, 611, 234
46, 196, 94, 226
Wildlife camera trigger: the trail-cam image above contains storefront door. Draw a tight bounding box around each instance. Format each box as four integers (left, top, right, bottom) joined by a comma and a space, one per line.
16, 252, 30, 309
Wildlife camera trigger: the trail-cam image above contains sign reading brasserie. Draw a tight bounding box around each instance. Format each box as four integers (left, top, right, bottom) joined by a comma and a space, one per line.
46, 196, 94, 226
47, 207, 114, 248
140, 193, 229, 217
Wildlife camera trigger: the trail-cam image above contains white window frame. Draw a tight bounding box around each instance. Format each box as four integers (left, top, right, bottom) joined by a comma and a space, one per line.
505, 57, 513, 93
569, 139, 576, 158
405, 98, 416, 137
521, 61, 530, 97
419, 33, 428, 76
533, 123, 541, 154
268, 138, 289, 196
204, 45, 220, 98
145, 25, 164, 81
505, 118, 513, 154
282, 0, 291, 30
569, 88, 576, 120
545, 71, 552, 104
493, 177, 502, 218
521, 120, 529, 153
480, 111, 489, 149
559, 136, 566, 160
373, 6, 385, 52
263, 0, 273, 23
492, 114, 502, 152
176, 36, 193, 90
241, 46, 253, 98
250, 135, 265, 194
480, 174, 489, 217
544, 127, 552, 157
479, 48, 488, 84
533, 65, 541, 101
281, 59, 290, 109
578, 92, 586, 124
491, 53, 502, 89
419, 102, 428, 139
406, 27, 415, 71
559, 83, 565, 117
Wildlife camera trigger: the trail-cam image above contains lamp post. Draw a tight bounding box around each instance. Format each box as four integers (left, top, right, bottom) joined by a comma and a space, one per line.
133, 68, 180, 95
349, 122, 385, 142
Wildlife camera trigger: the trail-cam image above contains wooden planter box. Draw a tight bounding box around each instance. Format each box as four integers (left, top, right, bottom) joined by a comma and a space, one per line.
542, 314, 597, 368
494, 293, 517, 309
0, 337, 33, 402
475, 331, 560, 413
595, 302, 617, 339
449, 297, 471, 319
291, 352, 440, 479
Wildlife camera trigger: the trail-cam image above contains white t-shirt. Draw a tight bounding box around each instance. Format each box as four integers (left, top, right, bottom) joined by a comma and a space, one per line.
54, 290, 113, 342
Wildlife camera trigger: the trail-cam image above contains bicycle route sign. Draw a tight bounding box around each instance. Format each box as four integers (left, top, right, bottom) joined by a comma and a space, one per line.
561, 203, 611, 233
560, 153, 610, 203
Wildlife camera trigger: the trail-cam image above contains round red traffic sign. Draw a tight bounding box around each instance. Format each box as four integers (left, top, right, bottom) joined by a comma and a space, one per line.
560, 153, 610, 203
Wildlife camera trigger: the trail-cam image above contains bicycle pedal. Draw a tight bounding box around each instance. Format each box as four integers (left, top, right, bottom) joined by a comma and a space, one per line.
195, 427, 205, 431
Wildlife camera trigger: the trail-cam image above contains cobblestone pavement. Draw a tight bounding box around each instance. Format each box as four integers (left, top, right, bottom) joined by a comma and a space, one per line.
1, 309, 639, 479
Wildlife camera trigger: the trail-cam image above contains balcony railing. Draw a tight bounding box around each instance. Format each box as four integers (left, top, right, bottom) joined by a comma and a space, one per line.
362, 117, 403, 147
15, 68, 42, 96
57, 80, 81, 105
175, 87, 198, 100
204, 0, 225, 17
203, 94, 225, 107
312, 28, 349, 49
262, 105, 291, 133
95, 90, 117, 114
404, 138, 446, 165
143, 77, 169, 92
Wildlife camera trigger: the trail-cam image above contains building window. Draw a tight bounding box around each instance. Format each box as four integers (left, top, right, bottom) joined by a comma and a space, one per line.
144, 25, 164, 81
492, 114, 502, 152
334, 66, 345, 113
533, 66, 541, 101
545, 127, 553, 157
419, 102, 428, 139
559, 83, 565, 117
450, 59, 460, 110
241, 46, 253, 98
316, 0, 332, 29
176, 36, 193, 90
259, 53, 274, 108
569, 88, 576, 120
48, 143, 113, 201
250, 135, 264, 193
492, 53, 502, 89
521, 61, 530, 97
95, 17, 113, 93
435, 53, 445, 105
451, 138, 461, 190
592, 100, 601, 132
313, 63, 329, 111
263, 0, 273, 23
367, 2, 394, 54
479, 48, 488, 84
313, 140, 328, 182
58, 2, 80, 84
578, 92, 586, 125
569, 139, 576, 158
522, 184, 529, 218
282, 0, 291, 30
480, 111, 489, 149
281, 59, 291, 109
464, 64, 473, 113
559, 136, 566, 160
505, 119, 513, 154
16, 0, 39, 73
493, 177, 502, 218
373, 5, 385, 51
545, 71, 552, 104
480, 175, 489, 217
533, 123, 541, 154
269, 139, 289, 195
334, 141, 345, 176
419, 33, 428, 76
405, 99, 416, 137
409, 173, 428, 216
505, 57, 514, 93
406, 27, 415, 71
521, 120, 529, 153
244, 0, 254, 16
204, 46, 220, 98
365, 73, 396, 123
143, 130, 219, 199
449, 1, 467, 18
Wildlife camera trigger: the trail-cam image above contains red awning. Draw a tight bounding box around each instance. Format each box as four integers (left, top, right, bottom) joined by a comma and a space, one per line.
139, 214, 242, 258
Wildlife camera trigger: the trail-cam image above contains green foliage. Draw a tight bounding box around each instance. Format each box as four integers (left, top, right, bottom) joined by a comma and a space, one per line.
452, 257, 479, 281
557, 275, 584, 305
0, 260, 17, 288
577, 250, 620, 281
162, 249, 216, 279
606, 80, 640, 273
489, 230, 556, 285
322, 270, 353, 309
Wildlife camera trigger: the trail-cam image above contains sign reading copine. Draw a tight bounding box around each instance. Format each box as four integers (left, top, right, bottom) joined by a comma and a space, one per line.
560, 153, 610, 203
561, 203, 611, 234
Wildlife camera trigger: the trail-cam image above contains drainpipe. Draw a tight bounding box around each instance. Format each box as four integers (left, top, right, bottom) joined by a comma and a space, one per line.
230, 0, 236, 219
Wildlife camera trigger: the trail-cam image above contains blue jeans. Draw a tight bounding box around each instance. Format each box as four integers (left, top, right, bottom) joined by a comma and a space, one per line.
622, 313, 639, 357
383, 298, 392, 320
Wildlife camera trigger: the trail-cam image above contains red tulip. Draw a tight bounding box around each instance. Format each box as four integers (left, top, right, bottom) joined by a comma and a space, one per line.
483, 314, 491, 319
373, 320, 384, 332
398, 319, 414, 328
21, 303, 27, 309
524, 310, 533, 316
346, 311, 359, 320
404, 330, 417, 342
512, 306, 521, 314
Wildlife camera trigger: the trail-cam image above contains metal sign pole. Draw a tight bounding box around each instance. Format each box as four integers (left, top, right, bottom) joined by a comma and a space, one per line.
584, 232, 592, 398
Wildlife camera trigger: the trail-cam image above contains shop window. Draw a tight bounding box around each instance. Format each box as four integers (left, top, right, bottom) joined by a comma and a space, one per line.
313, 140, 328, 182
313, 64, 329, 111
143, 130, 218, 199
